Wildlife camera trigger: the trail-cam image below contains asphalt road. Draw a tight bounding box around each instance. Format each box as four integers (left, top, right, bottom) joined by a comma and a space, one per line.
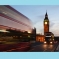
1, 41, 58, 52
55, 43, 59, 52
28, 42, 58, 52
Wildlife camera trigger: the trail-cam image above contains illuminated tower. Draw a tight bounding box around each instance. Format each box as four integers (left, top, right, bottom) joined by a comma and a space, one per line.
44, 11, 49, 35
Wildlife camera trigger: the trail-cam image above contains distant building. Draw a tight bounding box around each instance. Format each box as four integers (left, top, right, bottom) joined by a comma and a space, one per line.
36, 34, 45, 42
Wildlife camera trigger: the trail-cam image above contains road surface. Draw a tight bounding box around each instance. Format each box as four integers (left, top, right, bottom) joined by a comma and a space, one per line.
28, 42, 58, 52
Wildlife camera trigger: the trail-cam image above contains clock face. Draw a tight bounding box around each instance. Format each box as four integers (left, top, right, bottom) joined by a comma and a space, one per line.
45, 22, 47, 24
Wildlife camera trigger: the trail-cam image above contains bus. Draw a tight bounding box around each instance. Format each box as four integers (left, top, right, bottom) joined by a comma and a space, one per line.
44, 32, 54, 44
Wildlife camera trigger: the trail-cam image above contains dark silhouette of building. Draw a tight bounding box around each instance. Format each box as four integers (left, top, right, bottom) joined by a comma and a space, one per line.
32, 27, 36, 41
54, 36, 59, 42
32, 27, 36, 35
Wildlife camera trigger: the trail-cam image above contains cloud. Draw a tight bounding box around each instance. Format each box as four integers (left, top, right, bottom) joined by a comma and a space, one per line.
50, 22, 59, 36
50, 21, 55, 28
37, 15, 44, 19
33, 15, 45, 24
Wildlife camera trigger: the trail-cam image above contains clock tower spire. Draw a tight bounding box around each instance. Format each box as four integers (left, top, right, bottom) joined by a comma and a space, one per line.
44, 11, 49, 35
45, 10, 48, 19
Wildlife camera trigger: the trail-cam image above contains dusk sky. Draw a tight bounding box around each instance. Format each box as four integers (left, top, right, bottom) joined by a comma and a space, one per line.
11, 5, 59, 36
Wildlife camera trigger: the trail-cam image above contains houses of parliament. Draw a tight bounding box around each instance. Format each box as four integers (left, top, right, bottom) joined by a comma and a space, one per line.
36, 11, 54, 42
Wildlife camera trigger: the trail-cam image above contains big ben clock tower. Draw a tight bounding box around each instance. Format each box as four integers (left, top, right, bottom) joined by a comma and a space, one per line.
44, 11, 49, 35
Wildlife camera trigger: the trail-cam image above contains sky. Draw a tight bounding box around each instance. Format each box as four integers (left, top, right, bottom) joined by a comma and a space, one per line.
11, 5, 59, 36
